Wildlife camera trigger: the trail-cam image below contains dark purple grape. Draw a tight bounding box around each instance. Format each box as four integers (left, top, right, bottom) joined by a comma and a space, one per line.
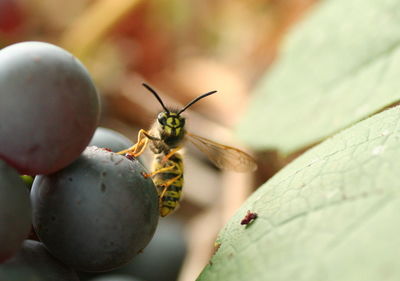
0, 160, 31, 263
0, 41, 100, 175
0, 240, 79, 281
31, 146, 159, 272
78, 218, 187, 281
90, 275, 143, 281
112, 218, 187, 281
89, 127, 133, 152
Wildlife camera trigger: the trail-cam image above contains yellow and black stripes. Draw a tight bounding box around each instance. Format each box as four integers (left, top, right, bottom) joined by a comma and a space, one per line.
157, 112, 185, 142
151, 153, 184, 217
119, 84, 253, 218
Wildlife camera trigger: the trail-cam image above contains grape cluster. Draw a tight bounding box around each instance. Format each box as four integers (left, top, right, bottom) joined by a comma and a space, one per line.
0, 42, 159, 280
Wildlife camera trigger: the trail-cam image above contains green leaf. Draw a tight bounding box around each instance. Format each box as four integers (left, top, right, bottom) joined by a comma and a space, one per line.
237, 0, 400, 154
199, 105, 400, 281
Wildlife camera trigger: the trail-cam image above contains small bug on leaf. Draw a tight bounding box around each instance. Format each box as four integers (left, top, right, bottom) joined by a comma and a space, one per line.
241, 210, 258, 225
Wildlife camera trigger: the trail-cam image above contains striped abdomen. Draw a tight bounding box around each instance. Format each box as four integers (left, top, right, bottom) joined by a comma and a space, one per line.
152, 153, 184, 217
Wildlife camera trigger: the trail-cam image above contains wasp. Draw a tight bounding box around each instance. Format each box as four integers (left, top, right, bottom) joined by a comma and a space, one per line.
119, 83, 257, 217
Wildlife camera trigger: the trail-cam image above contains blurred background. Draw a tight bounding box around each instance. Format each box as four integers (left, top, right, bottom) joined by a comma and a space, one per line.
0, 0, 316, 280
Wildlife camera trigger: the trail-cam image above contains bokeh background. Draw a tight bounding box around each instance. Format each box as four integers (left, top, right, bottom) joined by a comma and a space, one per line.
0, 0, 317, 280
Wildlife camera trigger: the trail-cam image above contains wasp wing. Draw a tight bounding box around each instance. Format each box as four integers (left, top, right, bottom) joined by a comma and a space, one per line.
186, 132, 257, 172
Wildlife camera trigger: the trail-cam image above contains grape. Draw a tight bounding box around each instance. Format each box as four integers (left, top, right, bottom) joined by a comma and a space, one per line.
89, 127, 133, 152
0, 160, 31, 263
0, 41, 100, 175
31, 146, 159, 272
112, 218, 187, 281
0, 240, 79, 281
89, 275, 143, 281
78, 218, 187, 281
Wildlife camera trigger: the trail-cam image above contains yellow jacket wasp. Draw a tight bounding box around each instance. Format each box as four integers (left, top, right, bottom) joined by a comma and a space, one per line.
119, 83, 257, 217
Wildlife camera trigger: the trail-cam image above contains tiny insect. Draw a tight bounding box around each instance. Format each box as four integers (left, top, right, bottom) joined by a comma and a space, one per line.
119, 83, 257, 217
241, 210, 258, 225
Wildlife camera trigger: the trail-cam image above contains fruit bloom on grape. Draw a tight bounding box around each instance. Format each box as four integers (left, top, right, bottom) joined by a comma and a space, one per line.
89, 127, 133, 152
0, 240, 79, 281
0, 41, 100, 175
31, 147, 159, 272
0, 160, 31, 263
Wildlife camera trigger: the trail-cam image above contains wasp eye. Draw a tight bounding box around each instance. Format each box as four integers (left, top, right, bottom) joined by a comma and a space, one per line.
157, 113, 167, 124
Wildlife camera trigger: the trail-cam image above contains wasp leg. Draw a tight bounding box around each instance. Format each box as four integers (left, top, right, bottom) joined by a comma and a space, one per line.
158, 174, 181, 198
142, 131, 161, 141
118, 129, 153, 157
162, 146, 183, 163
141, 164, 178, 179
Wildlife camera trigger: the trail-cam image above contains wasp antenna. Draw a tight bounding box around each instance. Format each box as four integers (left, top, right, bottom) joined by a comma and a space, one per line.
142, 83, 170, 113
178, 90, 217, 115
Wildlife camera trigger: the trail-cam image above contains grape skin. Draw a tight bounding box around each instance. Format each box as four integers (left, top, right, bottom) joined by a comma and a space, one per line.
89, 127, 133, 152
31, 146, 159, 272
0, 41, 100, 175
0, 240, 79, 281
0, 42, 160, 277
0, 160, 31, 263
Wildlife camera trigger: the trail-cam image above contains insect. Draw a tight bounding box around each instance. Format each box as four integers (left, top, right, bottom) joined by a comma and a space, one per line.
118, 83, 257, 217
149, 153, 184, 217
240, 210, 258, 225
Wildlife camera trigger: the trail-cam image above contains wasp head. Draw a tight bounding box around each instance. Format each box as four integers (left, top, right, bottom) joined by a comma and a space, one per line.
142, 82, 216, 141
157, 111, 185, 138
